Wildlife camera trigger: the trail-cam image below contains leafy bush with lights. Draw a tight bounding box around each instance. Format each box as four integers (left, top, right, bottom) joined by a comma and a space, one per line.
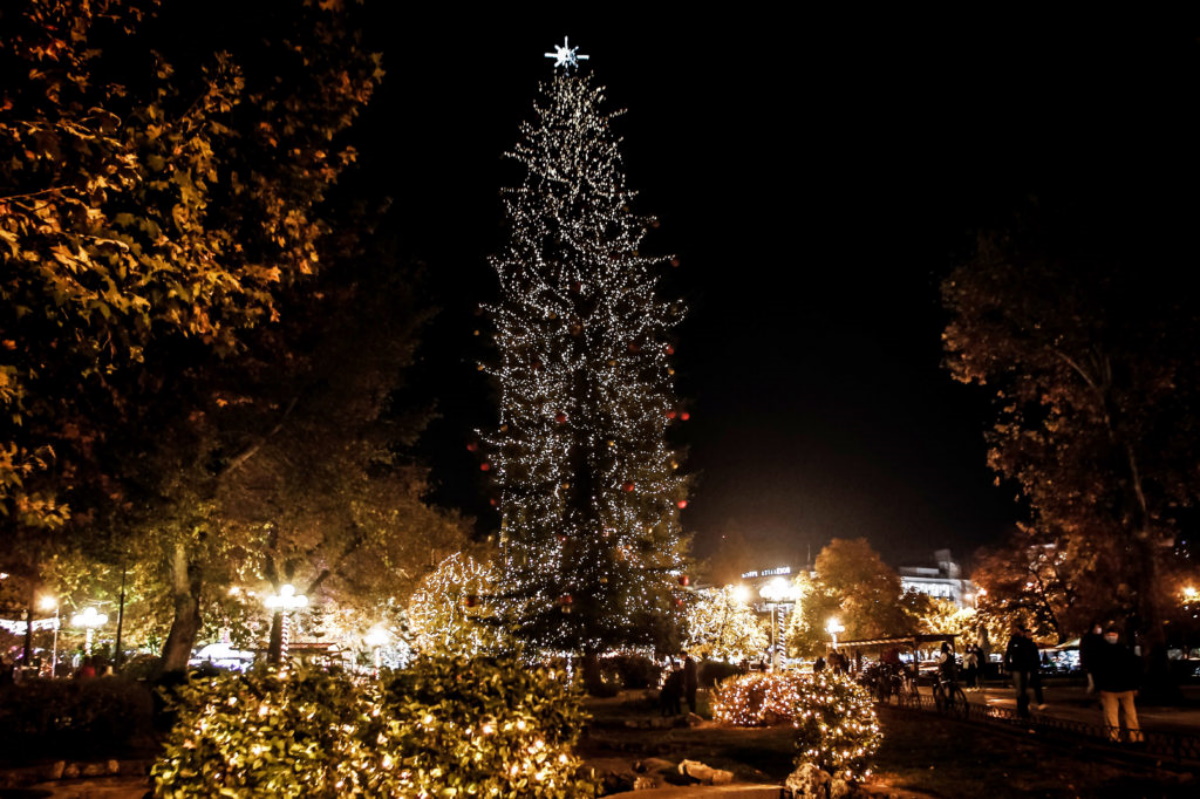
792, 671, 882, 785
153, 657, 596, 798
153, 667, 392, 798
710, 670, 807, 726
711, 670, 881, 784
382, 655, 597, 798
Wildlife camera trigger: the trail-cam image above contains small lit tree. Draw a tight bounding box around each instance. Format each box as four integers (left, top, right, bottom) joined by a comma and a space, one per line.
406, 553, 507, 657
792, 672, 883, 785
685, 586, 768, 662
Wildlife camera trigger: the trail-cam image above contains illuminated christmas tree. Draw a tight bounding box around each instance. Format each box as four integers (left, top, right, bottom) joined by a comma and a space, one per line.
483, 40, 688, 662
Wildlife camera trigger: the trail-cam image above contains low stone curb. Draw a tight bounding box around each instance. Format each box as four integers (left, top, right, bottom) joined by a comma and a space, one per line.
0, 758, 153, 799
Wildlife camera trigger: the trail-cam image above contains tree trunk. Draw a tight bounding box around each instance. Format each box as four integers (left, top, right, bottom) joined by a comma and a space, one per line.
1133, 535, 1177, 701
268, 610, 284, 665
582, 650, 604, 695
22, 592, 34, 672
1123, 445, 1178, 701
160, 542, 203, 676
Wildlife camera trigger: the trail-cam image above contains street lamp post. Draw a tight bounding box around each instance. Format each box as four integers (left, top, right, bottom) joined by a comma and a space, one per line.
71, 607, 108, 657
265, 584, 308, 669
826, 618, 845, 651
40, 597, 59, 677
759, 577, 800, 671
365, 626, 389, 675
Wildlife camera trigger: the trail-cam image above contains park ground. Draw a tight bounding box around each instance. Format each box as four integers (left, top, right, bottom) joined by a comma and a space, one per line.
2, 682, 1199, 798
581, 684, 1200, 799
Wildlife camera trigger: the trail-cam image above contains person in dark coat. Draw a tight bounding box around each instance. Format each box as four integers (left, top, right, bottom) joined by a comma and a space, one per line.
1092, 626, 1142, 742
812, 656, 826, 673
682, 653, 699, 713
659, 665, 684, 716
963, 645, 980, 688
1004, 624, 1043, 717
1080, 622, 1105, 694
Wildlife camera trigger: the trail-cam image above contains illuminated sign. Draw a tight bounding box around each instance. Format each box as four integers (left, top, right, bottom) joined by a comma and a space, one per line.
740, 566, 792, 579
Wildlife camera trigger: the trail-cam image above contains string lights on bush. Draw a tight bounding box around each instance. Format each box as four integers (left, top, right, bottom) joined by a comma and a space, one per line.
711, 670, 882, 785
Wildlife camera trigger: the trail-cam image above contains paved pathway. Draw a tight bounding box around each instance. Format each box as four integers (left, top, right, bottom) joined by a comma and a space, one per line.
961, 682, 1200, 735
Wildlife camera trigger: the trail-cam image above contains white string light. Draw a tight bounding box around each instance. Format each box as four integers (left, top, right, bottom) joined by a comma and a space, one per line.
482, 64, 687, 654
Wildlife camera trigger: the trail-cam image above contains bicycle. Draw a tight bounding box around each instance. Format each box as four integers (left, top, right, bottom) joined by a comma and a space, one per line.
931, 669, 969, 717
866, 662, 919, 706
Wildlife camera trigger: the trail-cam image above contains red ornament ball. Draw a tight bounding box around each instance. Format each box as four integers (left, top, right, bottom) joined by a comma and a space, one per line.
665, 409, 678, 419
680, 412, 691, 421
666, 345, 675, 355
555, 412, 567, 423
671, 258, 681, 267
678, 575, 690, 587
559, 594, 573, 605
677, 500, 688, 509
466, 442, 479, 452
623, 481, 636, 492
480, 463, 491, 472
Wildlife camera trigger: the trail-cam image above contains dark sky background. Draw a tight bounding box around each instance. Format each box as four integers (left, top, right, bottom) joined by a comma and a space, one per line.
333, 10, 1197, 571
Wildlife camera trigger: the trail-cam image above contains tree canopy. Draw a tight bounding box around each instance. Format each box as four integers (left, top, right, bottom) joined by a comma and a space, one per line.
787, 538, 915, 656
943, 201, 1200, 660
1, 0, 471, 674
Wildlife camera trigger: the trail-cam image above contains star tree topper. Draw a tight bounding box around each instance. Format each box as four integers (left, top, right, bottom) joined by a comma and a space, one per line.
544, 36, 589, 70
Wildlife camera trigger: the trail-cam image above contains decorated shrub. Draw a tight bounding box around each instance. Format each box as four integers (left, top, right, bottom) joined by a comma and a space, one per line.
711, 670, 881, 785
153, 657, 596, 798
153, 667, 391, 798
710, 670, 807, 726
793, 671, 882, 784
382, 655, 596, 797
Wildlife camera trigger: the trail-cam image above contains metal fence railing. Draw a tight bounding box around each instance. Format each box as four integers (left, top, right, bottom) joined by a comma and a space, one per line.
882, 693, 1200, 768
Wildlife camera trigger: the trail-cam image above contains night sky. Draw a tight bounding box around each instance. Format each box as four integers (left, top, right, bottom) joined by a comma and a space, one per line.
337, 10, 1197, 570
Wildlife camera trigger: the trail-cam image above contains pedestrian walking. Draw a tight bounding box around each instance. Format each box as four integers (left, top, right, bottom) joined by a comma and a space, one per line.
1003, 624, 1043, 717
1092, 626, 1143, 743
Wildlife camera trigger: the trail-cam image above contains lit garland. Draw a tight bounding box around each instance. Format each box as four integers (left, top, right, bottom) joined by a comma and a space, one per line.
481, 56, 688, 654
711, 670, 882, 785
